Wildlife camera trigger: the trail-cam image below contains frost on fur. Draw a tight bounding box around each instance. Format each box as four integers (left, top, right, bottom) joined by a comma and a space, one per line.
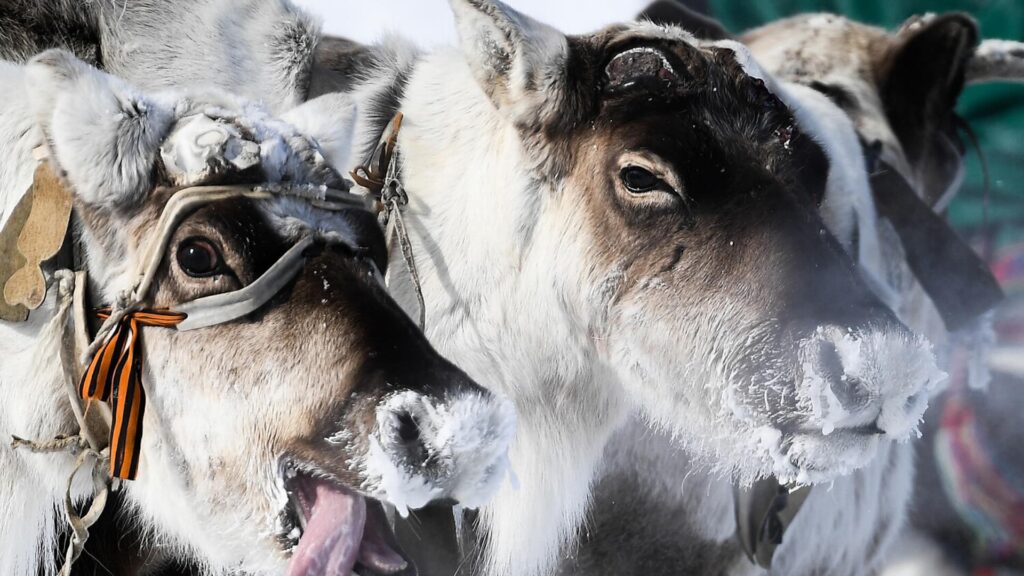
363, 391, 517, 516
27, 49, 174, 208
1, 47, 518, 576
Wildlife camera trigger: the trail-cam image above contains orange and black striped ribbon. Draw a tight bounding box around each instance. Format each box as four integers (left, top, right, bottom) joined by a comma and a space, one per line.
79, 308, 186, 479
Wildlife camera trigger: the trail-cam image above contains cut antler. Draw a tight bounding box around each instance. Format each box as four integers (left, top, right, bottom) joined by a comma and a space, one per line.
967, 39, 1024, 84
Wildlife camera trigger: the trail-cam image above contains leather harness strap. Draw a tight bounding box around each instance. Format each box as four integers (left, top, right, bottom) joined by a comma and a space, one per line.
351, 112, 427, 330
351, 112, 403, 197
735, 479, 812, 568
9, 167, 375, 572
733, 158, 1005, 569
869, 160, 1004, 332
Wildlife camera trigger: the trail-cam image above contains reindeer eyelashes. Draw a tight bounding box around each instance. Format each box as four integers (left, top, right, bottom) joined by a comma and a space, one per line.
616, 162, 693, 224
620, 166, 659, 192
619, 166, 677, 196
176, 237, 226, 278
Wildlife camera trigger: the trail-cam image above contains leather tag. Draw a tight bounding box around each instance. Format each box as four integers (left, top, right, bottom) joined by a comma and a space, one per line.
871, 166, 1004, 331
0, 189, 33, 322
3, 163, 73, 311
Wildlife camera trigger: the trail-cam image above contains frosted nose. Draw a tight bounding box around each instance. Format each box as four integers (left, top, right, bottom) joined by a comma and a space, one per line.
368, 390, 517, 515
798, 324, 944, 437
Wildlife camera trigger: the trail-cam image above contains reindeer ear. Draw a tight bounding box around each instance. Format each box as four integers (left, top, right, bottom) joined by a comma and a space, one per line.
25, 49, 173, 209
879, 14, 979, 167
280, 93, 359, 171
449, 0, 570, 124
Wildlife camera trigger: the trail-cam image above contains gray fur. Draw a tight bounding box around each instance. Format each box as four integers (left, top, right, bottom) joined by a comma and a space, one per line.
558, 424, 747, 576
0, 0, 317, 113
0, 0, 99, 64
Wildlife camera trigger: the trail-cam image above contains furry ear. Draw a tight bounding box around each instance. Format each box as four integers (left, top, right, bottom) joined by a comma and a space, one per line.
449, 0, 570, 125
879, 14, 978, 168
280, 93, 359, 171
25, 49, 174, 209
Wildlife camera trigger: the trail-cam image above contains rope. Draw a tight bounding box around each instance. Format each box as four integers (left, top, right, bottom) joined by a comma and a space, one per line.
351, 112, 427, 330
383, 160, 426, 330
81, 290, 143, 366
10, 269, 112, 576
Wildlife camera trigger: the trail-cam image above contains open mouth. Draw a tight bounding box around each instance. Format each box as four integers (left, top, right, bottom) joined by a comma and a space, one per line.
280, 462, 415, 576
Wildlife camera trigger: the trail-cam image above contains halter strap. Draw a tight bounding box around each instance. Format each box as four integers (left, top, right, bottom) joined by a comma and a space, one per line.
350, 113, 427, 329
80, 308, 186, 479
174, 235, 315, 331
351, 112, 403, 197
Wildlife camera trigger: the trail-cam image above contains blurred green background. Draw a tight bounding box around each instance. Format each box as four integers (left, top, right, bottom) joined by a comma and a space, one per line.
707, 0, 1024, 296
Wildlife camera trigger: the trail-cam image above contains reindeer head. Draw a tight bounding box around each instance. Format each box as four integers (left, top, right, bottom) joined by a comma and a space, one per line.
26, 50, 514, 575
742, 13, 1006, 339
743, 13, 981, 211
425, 0, 943, 485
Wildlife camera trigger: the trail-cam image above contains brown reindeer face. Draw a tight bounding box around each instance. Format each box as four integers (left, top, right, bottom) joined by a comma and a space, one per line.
743, 13, 980, 210
28, 50, 514, 574
450, 1, 941, 484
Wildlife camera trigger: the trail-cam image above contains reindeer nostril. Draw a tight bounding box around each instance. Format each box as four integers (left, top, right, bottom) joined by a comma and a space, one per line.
396, 412, 421, 445
808, 338, 870, 413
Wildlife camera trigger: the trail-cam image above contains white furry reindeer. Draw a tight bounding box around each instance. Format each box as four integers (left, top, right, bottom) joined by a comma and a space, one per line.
0, 2, 952, 575
0, 50, 515, 576
557, 6, 1013, 576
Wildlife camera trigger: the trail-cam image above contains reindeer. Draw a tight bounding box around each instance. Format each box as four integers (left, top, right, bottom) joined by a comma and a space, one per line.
0, 2, 949, 575
743, 13, 1024, 575
553, 5, 1015, 576
0, 50, 515, 576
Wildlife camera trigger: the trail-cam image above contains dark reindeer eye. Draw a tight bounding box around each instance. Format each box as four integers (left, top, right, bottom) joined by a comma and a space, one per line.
620, 166, 661, 193
176, 237, 223, 278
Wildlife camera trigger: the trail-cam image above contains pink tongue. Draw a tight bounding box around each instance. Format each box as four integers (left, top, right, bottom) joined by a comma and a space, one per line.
287, 480, 367, 576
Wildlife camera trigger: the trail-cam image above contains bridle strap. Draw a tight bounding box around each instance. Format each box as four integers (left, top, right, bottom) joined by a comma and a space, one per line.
870, 160, 1004, 331
351, 112, 404, 197
174, 235, 315, 331
351, 112, 427, 329
74, 184, 364, 479
734, 479, 812, 568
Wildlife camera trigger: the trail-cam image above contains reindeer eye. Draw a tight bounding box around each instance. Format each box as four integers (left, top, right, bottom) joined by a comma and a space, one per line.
620, 166, 661, 193
176, 238, 223, 278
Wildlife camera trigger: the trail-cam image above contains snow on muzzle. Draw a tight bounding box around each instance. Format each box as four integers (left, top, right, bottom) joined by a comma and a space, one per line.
795, 324, 944, 438
763, 321, 947, 483
282, 389, 515, 576
365, 390, 518, 515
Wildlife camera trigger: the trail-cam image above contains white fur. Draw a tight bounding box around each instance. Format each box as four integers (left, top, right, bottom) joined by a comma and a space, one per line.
391, 49, 629, 576
100, 0, 319, 114
0, 50, 513, 576
0, 62, 41, 228
364, 391, 516, 515
1, 4, 946, 576
281, 93, 360, 171
449, 0, 570, 127
0, 58, 97, 576
27, 51, 174, 209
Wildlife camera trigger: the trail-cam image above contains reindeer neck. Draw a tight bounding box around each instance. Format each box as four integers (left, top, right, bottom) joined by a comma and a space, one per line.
370, 50, 631, 576
0, 292, 91, 576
